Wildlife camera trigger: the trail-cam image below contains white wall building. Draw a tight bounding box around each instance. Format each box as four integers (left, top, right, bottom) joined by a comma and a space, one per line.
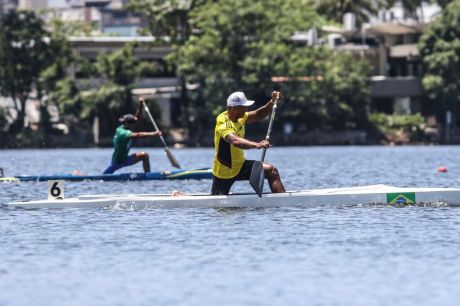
18, 0, 47, 9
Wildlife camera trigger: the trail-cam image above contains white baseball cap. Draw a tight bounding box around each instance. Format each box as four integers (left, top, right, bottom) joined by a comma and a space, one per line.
227, 91, 254, 107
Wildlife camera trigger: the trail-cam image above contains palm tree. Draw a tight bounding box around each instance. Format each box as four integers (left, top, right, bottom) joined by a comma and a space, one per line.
382, 0, 431, 21
312, 0, 379, 25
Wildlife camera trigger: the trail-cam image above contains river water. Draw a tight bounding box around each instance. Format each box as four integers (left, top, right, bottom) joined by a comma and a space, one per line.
1, 146, 460, 306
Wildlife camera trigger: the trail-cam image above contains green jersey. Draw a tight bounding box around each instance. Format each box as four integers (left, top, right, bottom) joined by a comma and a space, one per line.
111, 125, 133, 163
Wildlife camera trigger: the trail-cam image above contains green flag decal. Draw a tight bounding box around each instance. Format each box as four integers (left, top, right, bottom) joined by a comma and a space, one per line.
386, 193, 416, 205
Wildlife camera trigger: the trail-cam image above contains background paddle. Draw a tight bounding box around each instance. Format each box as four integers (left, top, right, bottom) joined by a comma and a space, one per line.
249, 98, 279, 197
143, 104, 181, 169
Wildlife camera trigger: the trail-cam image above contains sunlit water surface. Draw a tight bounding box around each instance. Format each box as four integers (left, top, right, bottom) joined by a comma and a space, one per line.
1, 146, 460, 306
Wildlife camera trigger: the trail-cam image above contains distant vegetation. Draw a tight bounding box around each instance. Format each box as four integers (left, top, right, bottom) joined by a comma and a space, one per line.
369, 113, 426, 144
0, 0, 458, 146
419, 0, 460, 117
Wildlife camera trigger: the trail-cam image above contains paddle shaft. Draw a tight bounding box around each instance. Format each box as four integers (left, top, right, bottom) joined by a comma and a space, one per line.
143, 104, 181, 169
144, 105, 169, 148
260, 100, 278, 162
249, 98, 280, 197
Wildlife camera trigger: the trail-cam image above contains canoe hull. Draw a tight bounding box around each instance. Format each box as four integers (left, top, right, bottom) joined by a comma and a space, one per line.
2, 168, 212, 182
6, 184, 460, 209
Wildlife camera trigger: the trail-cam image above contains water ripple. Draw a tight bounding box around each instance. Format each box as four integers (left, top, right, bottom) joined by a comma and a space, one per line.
1, 147, 460, 305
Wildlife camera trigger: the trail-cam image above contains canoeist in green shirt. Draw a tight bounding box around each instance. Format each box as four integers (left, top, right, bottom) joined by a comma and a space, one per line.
103, 97, 162, 174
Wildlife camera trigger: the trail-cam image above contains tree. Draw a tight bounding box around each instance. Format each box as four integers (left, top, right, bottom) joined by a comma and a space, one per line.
433, 0, 454, 8
37, 19, 76, 133
381, 0, 431, 21
172, 0, 320, 130
172, 0, 370, 135
419, 0, 460, 119
380, 1, 453, 21
277, 49, 370, 130
0, 11, 58, 132
47, 18, 98, 37
0, 107, 8, 132
127, 0, 208, 43
128, 0, 210, 130
49, 43, 157, 137
312, 0, 378, 26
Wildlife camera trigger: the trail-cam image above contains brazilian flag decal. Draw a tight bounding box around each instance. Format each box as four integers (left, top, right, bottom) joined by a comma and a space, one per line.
386, 193, 416, 205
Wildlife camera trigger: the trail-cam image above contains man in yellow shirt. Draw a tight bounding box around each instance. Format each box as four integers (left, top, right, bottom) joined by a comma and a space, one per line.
212, 91, 286, 195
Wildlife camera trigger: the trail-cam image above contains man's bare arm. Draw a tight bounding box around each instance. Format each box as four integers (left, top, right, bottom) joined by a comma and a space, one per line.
246, 91, 282, 124
246, 100, 274, 124
224, 133, 270, 149
135, 97, 144, 120
130, 131, 162, 139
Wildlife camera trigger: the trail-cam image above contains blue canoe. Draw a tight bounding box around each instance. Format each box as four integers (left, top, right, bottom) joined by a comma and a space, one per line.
1, 168, 213, 182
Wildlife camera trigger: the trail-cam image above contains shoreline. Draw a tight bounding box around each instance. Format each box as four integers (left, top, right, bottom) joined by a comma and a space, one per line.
0, 129, 446, 149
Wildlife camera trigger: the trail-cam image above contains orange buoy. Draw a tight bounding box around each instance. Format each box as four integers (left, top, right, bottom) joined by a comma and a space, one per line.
438, 166, 448, 173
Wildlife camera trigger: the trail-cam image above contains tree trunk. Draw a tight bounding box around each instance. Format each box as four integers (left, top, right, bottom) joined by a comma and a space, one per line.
10, 96, 28, 132
12, 97, 20, 113
180, 75, 189, 130
124, 88, 133, 114
20, 96, 27, 127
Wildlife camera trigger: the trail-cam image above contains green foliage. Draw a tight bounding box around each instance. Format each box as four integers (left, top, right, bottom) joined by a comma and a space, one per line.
172, 0, 321, 126
49, 43, 156, 136
127, 0, 208, 43
170, 0, 370, 132
95, 44, 143, 87
277, 50, 371, 130
47, 19, 98, 37
89, 43, 157, 117
419, 0, 460, 109
83, 83, 129, 118
369, 113, 425, 133
0, 11, 58, 131
48, 78, 83, 117
369, 113, 427, 143
312, 0, 379, 25
38, 19, 78, 132
435, 0, 455, 8
382, 0, 426, 19
0, 107, 9, 131
40, 20, 86, 93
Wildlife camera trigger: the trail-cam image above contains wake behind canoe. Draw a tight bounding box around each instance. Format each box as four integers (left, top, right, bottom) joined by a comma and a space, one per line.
5, 184, 460, 209
1, 168, 212, 182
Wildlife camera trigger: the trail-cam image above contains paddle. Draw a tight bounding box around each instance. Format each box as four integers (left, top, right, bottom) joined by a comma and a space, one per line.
249, 97, 279, 197
143, 104, 181, 169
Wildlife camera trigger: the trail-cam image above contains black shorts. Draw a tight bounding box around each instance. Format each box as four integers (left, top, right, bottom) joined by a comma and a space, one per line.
211, 160, 255, 195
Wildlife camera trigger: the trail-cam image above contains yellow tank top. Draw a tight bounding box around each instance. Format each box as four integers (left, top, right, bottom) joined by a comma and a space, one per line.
212, 111, 248, 179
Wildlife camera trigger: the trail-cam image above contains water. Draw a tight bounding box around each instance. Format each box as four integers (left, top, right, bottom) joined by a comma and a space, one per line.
1, 146, 460, 306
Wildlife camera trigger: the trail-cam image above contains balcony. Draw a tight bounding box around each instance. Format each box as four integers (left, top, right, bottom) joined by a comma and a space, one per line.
370, 76, 422, 98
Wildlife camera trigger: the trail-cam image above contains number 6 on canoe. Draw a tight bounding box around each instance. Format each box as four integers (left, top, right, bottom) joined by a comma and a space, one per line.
249, 97, 279, 197
143, 104, 181, 169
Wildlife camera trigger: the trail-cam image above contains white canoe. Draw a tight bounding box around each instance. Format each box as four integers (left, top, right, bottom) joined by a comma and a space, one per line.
5, 184, 460, 209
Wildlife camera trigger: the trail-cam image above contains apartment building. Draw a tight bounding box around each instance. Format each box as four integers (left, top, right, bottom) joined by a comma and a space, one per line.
322, 2, 441, 117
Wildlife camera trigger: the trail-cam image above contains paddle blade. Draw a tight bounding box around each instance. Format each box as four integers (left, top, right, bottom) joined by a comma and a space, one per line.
164, 148, 181, 169
250, 161, 265, 197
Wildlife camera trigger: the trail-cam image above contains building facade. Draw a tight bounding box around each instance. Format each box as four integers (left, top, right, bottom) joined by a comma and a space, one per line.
323, 2, 441, 117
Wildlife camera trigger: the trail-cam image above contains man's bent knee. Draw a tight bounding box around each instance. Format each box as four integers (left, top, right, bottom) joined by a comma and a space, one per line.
136, 152, 149, 159
264, 164, 279, 180
263, 163, 274, 173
